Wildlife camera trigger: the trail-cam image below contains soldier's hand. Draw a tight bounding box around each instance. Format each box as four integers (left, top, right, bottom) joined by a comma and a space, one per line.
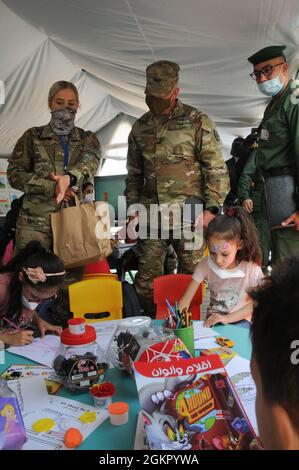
50, 173, 71, 204
242, 199, 253, 213
281, 211, 299, 230
63, 187, 77, 202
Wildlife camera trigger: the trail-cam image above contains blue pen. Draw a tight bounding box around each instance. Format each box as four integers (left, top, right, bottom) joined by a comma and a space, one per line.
165, 299, 176, 317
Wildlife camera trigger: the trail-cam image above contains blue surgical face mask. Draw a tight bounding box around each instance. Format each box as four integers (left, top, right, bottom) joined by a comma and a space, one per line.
258, 73, 284, 97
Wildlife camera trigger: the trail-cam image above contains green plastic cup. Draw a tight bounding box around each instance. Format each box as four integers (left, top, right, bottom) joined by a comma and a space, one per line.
173, 323, 195, 357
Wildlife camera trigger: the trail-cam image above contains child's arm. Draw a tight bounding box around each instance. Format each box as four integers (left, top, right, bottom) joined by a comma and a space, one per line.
204, 301, 253, 327
0, 329, 34, 347
178, 279, 201, 312
32, 311, 62, 338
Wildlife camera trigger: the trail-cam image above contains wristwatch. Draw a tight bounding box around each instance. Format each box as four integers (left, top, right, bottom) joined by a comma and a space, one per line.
66, 172, 77, 188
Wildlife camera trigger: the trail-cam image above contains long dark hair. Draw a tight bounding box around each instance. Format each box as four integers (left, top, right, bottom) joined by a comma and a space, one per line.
206, 206, 262, 265
0, 241, 65, 320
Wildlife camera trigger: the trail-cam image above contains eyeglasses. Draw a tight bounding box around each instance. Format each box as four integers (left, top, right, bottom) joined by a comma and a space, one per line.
250, 63, 285, 81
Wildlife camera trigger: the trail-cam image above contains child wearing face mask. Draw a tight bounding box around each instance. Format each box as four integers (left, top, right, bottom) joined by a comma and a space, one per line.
0, 241, 65, 347
178, 207, 264, 327
82, 182, 94, 204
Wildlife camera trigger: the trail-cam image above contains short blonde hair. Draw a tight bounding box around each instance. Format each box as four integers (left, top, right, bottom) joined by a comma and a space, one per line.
48, 81, 79, 106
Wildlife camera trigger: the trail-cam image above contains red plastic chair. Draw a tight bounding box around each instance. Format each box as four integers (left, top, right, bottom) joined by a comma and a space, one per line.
153, 274, 203, 320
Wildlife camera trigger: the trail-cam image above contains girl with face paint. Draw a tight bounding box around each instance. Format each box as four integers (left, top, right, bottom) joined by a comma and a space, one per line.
0, 241, 65, 347
178, 207, 264, 327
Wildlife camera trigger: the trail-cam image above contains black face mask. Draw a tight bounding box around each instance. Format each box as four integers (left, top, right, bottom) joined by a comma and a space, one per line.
145, 95, 171, 115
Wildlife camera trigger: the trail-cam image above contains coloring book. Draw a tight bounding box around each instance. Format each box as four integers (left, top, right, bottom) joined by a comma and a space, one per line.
133, 355, 259, 450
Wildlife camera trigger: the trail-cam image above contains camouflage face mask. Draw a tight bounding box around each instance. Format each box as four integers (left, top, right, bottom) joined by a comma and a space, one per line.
145, 95, 171, 115
50, 107, 77, 135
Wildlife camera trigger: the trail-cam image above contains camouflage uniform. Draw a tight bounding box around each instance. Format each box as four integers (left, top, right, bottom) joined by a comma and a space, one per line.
7, 124, 101, 252
7, 124, 102, 326
125, 61, 229, 315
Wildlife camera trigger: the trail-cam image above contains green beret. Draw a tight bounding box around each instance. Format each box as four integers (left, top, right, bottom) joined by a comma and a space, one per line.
247, 45, 286, 65
145, 60, 180, 96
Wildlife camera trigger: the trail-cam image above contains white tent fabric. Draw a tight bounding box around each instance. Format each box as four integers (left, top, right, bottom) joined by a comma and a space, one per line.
1, 0, 299, 159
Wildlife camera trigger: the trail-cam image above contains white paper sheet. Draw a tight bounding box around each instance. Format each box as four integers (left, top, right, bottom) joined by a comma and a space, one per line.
7, 323, 118, 369
225, 355, 258, 435
22, 395, 108, 450
193, 321, 219, 340
8, 376, 50, 413
7, 335, 61, 367
195, 337, 220, 350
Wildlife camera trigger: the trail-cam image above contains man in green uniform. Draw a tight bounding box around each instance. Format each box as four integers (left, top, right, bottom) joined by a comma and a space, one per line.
125, 60, 229, 316
247, 45, 299, 262
238, 147, 272, 268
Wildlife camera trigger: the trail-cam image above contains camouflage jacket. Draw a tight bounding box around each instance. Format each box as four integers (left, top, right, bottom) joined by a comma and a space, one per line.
125, 100, 229, 215
7, 124, 101, 231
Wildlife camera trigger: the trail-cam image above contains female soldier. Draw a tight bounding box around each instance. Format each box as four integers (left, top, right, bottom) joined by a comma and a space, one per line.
7, 80, 102, 252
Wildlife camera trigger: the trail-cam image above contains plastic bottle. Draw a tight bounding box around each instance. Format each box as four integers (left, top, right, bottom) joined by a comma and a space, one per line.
0, 378, 27, 450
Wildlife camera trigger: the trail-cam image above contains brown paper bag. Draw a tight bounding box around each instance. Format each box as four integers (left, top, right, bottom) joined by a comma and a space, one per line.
51, 198, 112, 269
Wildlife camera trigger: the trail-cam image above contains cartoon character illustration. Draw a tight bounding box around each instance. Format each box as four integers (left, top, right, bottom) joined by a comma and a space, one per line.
1, 404, 16, 432
213, 290, 240, 311
213, 432, 245, 450
142, 409, 191, 450
2, 369, 22, 380
139, 376, 196, 450
0, 401, 26, 450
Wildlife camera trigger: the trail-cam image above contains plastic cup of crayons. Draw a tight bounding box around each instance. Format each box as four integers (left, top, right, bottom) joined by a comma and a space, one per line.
90, 382, 116, 409
174, 323, 195, 358
164, 304, 195, 357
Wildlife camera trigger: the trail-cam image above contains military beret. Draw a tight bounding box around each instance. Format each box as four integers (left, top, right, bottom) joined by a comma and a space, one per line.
247, 45, 286, 65
145, 60, 180, 96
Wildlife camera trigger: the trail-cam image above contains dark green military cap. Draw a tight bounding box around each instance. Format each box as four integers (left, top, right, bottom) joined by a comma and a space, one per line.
145, 60, 180, 96
247, 45, 286, 65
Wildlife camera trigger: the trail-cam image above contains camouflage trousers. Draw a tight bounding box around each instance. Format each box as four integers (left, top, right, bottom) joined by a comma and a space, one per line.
135, 232, 205, 317
15, 222, 84, 328
15, 218, 53, 253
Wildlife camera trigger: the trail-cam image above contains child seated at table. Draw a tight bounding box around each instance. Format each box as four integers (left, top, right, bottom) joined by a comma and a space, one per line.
250, 255, 299, 449
0, 241, 64, 347
178, 207, 264, 326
